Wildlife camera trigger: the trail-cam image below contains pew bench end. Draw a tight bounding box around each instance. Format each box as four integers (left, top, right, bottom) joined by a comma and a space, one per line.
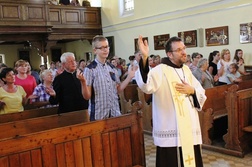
243, 125, 252, 132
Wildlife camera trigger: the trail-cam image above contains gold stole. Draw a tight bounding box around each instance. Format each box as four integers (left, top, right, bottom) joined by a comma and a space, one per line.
163, 65, 196, 167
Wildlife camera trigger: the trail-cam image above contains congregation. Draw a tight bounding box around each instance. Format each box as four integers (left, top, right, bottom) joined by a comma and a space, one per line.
1, 0, 252, 166
0, 34, 252, 167
0, 35, 250, 116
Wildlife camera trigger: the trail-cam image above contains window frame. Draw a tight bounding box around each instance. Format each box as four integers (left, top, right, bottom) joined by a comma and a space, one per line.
119, 0, 134, 17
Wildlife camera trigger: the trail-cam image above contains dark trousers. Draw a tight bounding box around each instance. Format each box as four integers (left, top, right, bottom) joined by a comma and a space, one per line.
156, 145, 203, 167
215, 81, 227, 86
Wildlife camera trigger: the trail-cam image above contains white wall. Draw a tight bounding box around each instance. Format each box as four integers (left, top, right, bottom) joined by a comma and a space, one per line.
101, 0, 252, 64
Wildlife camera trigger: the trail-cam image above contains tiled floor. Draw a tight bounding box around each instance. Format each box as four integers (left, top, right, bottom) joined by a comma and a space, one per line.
144, 134, 252, 167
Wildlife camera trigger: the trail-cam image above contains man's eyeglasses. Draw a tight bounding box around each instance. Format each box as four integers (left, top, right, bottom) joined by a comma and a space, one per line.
170, 47, 186, 53
95, 46, 110, 51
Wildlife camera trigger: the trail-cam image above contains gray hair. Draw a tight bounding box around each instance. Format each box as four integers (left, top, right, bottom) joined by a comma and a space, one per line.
197, 58, 207, 68
60, 52, 75, 63
40, 69, 52, 81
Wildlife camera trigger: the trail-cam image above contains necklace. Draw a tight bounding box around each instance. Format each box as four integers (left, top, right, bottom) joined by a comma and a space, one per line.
174, 68, 185, 82
4, 85, 17, 93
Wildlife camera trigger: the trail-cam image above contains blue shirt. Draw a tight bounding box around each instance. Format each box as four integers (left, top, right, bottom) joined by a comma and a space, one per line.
84, 59, 121, 121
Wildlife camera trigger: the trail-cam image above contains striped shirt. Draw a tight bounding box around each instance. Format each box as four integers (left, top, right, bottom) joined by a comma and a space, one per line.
84, 59, 121, 121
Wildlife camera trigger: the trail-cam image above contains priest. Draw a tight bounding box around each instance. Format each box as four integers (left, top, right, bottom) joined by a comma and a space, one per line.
135, 36, 206, 167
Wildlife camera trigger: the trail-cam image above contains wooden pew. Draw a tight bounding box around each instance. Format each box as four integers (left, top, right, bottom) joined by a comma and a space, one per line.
244, 65, 252, 73
200, 79, 252, 157
0, 109, 89, 140
0, 106, 58, 124
236, 78, 252, 89
0, 102, 145, 167
199, 84, 231, 145
241, 74, 252, 81
223, 85, 252, 157
200, 80, 252, 144
119, 84, 153, 134
137, 87, 152, 134
119, 84, 139, 114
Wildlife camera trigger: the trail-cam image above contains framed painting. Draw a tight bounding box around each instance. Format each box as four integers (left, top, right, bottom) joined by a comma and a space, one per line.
178, 30, 197, 47
134, 37, 148, 51
205, 26, 229, 46
153, 34, 170, 50
85, 52, 92, 61
240, 22, 252, 44
51, 48, 62, 62
0, 54, 5, 64
18, 50, 30, 62
106, 36, 115, 59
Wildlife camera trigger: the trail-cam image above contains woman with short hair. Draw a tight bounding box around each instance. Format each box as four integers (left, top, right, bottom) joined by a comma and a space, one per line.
0, 68, 28, 114
193, 58, 216, 89
31, 70, 57, 108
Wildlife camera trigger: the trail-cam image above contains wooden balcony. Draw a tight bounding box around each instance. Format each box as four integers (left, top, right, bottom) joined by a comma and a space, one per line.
0, 0, 102, 51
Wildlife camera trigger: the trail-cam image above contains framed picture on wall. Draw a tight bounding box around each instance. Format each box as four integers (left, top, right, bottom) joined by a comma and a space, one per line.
178, 30, 197, 47
205, 26, 229, 46
240, 22, 252, 43
0, 54, 5, 64
153, 34, 170, 50
51, 48, 62, 63
18, 50, 30, 62
134, 37, 148, 52
106, 36, 115, 59
85, 52, 92, 61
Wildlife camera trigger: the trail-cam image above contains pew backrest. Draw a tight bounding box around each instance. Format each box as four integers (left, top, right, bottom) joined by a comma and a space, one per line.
0, 106, 58, 124
236, 79, 252, 90
119, 84, 139, 114
123, 84, 139, 103
0, 102, 145, 167
203, 79, 252, 118
0, 109, 89, 140
244, 65, 252, 73
203, 84, 231, 118
241, 74, 252, 81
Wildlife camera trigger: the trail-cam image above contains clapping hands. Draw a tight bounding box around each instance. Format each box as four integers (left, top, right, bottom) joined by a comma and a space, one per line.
76, 69, 86, 83
127, 63, 138, 79
45, 87, 56, 97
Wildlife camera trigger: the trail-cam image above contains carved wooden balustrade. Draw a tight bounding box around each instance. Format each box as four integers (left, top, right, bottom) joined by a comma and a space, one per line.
0, 0, 102, 54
